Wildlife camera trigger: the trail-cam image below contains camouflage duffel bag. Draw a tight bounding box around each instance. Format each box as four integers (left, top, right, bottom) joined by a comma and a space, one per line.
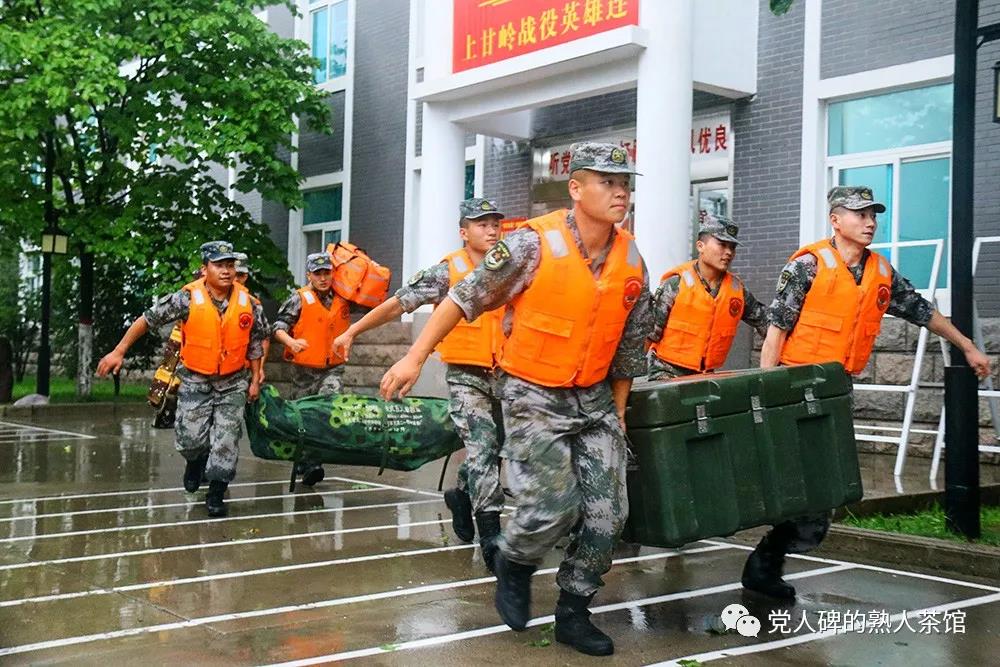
245, 385, 462, 471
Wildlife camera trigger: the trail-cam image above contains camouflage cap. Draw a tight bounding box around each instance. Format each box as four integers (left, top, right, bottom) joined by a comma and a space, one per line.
699, 215, 741, 246
306, 252, 333, 273
233, 252, 250, 275
568, 142, 640, 175
460, 197, 505, 220
828, 186, 886, 213
200, 241, 237, 263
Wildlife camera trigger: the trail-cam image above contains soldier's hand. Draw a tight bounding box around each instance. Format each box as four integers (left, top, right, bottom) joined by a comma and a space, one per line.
380, 354, 423, 400
248, 379, 260, 402
288, 338, 309, 354
965, 347, 993, 380
333, 332, 355, 361
96, 351, 124, 377
256, 367, 266, 384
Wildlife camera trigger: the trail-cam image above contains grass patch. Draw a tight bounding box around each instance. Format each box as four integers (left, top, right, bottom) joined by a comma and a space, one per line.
840, 504, 1000, 547
11, 375, 147, 404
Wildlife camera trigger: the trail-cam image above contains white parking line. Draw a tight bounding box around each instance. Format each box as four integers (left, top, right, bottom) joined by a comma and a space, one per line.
0, 421, 97, 440
0, 478, 305, 506
0, 496, 442, 544
261, 564, 853, 666
0, 543, 481, 608
701, 539, 1000, 593
0, 486, 386, 523
0, 517, 455, 571
328, 475, 445, 499
653, 591, 1000, 666
0, 544, 740, 657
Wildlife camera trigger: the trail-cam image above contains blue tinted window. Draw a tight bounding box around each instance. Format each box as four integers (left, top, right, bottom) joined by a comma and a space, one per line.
303, 187, 342, 226
898, 158, 950, 289
330, 2, 348, 79
312, 8, 328, 84
828, 85, 952, 156
465, 164, 475, 199
838, 165, 892, 245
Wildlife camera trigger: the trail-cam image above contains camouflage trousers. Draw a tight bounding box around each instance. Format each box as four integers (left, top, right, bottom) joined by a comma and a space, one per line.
764, 512, 832, 553
496, 372, 628, 597
174, 370, 248, 483
446, 365, 504, 515
646, 354, 698, 381
289, 364, 345, 399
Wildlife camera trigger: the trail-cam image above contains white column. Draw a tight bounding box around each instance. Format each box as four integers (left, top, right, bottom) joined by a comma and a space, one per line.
634, 0, 693, 276
415, 102, 466, 270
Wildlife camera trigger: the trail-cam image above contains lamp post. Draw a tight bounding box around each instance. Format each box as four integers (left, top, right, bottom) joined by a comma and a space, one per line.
36, 129, 68, 398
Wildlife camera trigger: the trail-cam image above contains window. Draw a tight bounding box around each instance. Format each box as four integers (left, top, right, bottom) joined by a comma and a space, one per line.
302, 186, 343, 255
826, 84, 952, 293
464, 163, 475, 200
311, 0, 348, 84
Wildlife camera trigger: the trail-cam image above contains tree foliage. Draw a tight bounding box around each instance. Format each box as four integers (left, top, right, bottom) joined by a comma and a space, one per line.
0, 0, 330, 306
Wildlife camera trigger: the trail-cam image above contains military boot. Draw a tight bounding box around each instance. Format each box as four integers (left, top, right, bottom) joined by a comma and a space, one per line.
741, 533, 796, 600
554, 590, 614, 656
205, 480, 228, 518
493, 552, 536, 631
474, 511, 501, 573
183, 453, 208, 493
443, 487, 475, 542
301, 464, 325, 487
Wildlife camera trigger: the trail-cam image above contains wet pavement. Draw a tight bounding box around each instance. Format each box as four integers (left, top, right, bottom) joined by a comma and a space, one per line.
0, 413, 997, 665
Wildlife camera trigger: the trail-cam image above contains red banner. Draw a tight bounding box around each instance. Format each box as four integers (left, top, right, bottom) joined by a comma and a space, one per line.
452, 0, 639, 73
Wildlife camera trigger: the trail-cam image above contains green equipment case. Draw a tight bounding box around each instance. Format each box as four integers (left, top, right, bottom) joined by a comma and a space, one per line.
245, 385, 463, 472
622, 362, 862, 548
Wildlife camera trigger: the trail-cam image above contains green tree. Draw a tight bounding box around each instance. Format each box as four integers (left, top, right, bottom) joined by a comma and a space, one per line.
0, 0, 330, 395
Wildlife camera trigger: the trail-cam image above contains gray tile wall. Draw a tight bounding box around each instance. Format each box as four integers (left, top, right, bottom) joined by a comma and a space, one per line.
298, 92, 345, 177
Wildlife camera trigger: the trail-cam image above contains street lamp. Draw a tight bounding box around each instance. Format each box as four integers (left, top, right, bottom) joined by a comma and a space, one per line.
993, 61, 1000, 124
36, 223, 69, 398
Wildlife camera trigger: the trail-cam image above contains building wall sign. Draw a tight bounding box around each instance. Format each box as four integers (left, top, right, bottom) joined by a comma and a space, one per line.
452, 0, 639, 73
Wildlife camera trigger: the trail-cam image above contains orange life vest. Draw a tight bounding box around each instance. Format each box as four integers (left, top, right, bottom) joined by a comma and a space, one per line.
780, 239, 892, 374
498, 210, 645, 388
651, 260, 744, 372
435, 248, 505, 368
179, 280, 254, 376
284, 287, 351, 368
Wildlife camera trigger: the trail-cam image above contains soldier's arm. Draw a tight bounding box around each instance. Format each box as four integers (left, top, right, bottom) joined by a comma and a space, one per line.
98, 290, 188, 376
96, 317, 150, 376
648, 275, 680, 343
272, 293, 306, 351
246, 301, 268, 361
740, 285, 770, 339
762, 256, 816, 368
611, 260, 652, 380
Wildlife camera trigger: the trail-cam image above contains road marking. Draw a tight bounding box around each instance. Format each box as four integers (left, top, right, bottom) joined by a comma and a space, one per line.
0, 544, 739, 657
260, 564, 853, 666
0, 420, 97, 440
701, 539, 1000, 593
0, 543, 481, 608
0, 479, 306, 506
0, 497, 442, 544
653, 591, 1000, 666
0, 516, 456, 571
0, 487, 386, 523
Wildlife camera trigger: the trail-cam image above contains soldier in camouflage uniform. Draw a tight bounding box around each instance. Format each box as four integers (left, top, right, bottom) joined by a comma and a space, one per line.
332, 197, 507, 571
746, 186, 993, 600
647, 216, 768, 380
233, 252, 270, 385
273, 252, 352, 486
380, 143, 652, 657
98, 241, 269, 517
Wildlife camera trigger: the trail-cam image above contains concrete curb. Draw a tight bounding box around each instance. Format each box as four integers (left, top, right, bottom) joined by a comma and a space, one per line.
0, 401, 150, 421
836, 484, 1000, 519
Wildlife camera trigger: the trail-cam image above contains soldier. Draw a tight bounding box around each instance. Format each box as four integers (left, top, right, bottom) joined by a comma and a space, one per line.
272, 252, 352, 486
97, 241, 268, 517
234, 252, 269, 384
647, 215, 768, 380
333, 197, 506, 570
380, 143, 651, 657
745, 186, 993, 600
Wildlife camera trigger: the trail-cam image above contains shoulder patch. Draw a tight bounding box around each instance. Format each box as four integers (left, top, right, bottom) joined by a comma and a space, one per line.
483, 241, 512, 271
776, 270, 793, 294
407, 269, 425, 286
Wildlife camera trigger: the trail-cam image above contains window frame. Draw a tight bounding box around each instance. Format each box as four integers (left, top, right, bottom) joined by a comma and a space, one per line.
306, 0, 350, 91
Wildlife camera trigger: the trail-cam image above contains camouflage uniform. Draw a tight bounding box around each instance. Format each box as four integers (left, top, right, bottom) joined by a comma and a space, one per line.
396, 259, 505, 514
273, 288, 346, 399
450, 209, 652, 596
144, 288, 269, 483
763, 186, 933, 555
647, 268, 769, 380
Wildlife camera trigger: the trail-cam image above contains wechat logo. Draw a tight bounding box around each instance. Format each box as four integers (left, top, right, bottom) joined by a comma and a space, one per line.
720, 603, 761, 637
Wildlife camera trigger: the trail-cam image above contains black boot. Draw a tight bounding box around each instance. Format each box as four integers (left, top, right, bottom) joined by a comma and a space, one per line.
444, 488, 475, 542
474, 511, 501, 573
742, 534, 796, 600
493, 552, 536, 631
301, 464, 325, 487
554, 590, 614, 656
205, 480, 228, 518
183, 454, 208, 493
